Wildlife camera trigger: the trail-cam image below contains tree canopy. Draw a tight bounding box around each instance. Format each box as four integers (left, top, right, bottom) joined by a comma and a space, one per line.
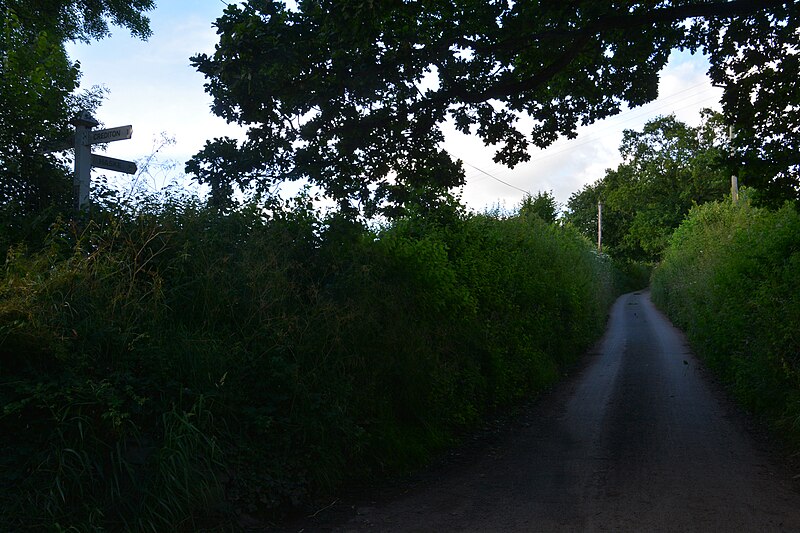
3, 0, 154, 42
565, 112, 730, 262
519, 191, 559, 224
702, 2, 800, 204
190, 0, 797, 215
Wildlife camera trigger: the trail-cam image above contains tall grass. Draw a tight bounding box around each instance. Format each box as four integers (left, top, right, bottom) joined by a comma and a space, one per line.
1, 196, 622, 529
652, 191, 800, 448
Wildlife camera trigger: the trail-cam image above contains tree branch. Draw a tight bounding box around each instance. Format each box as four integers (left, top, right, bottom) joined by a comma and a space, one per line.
496, 0, 789, 52
332, 1, 790, 145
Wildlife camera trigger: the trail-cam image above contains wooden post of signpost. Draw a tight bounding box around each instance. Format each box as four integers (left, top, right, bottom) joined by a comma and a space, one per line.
71, 111, 99, 210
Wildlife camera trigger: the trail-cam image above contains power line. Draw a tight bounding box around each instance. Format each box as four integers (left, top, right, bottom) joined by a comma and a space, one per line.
524, 84, 718, 161
458, 82, 721, 192
461, 160, 530, 195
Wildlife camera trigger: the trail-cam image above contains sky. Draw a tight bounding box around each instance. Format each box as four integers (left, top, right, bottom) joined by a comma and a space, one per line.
66, 1, 724, 213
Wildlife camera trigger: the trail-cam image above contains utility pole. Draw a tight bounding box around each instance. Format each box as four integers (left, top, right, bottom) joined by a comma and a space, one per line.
597, 200, 603, 253
729, 125, 739, 203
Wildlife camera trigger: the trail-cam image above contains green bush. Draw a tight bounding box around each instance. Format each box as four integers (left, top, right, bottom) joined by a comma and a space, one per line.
1, 196, 622, 529
652, 191, 800, 448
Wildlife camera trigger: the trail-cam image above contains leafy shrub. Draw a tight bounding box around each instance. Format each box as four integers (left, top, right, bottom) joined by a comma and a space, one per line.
652, 191, 800, 448
1, 195, 622, 529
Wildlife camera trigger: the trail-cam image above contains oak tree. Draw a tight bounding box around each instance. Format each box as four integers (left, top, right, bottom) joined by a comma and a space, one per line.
700, 2, 800, 204
190, 0, 797, 215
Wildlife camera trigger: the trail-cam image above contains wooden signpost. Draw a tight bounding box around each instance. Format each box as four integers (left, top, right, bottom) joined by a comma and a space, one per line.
45, 111, 138, 209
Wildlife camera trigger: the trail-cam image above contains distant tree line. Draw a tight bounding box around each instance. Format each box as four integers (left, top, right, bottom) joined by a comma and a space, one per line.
564, 112, 732, 262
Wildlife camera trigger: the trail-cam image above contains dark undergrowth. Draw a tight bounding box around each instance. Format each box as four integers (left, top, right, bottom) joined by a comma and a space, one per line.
1, 194, 624, 530
652, 190, 800, 453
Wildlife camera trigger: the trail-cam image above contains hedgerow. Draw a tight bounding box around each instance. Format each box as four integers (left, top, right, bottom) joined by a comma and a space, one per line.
1, 196, 620, 530
652, 191, 800, 449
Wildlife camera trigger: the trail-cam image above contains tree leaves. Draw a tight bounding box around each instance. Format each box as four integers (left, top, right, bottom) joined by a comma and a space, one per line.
565, 113, 730, 262
190, 1, 796, 215
4, 0, 155, 43
697, 1, 800, 204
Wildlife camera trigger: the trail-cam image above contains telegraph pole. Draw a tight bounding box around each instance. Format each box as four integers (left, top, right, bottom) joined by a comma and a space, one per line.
597, 200, 603, 253
729, 125, 739, 203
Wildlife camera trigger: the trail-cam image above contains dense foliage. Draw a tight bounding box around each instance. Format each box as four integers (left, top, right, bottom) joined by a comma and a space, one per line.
652, 193, 800, 448
703, 2, 800, 204
519, 191, 559, 225
189, 1, 797, 214
5, 1, 797, 530
0, 197, 622, 530
565, 113, 730, 262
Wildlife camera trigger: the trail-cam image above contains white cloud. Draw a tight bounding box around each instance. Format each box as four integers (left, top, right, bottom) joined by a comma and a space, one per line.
451, 50, 723, 211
